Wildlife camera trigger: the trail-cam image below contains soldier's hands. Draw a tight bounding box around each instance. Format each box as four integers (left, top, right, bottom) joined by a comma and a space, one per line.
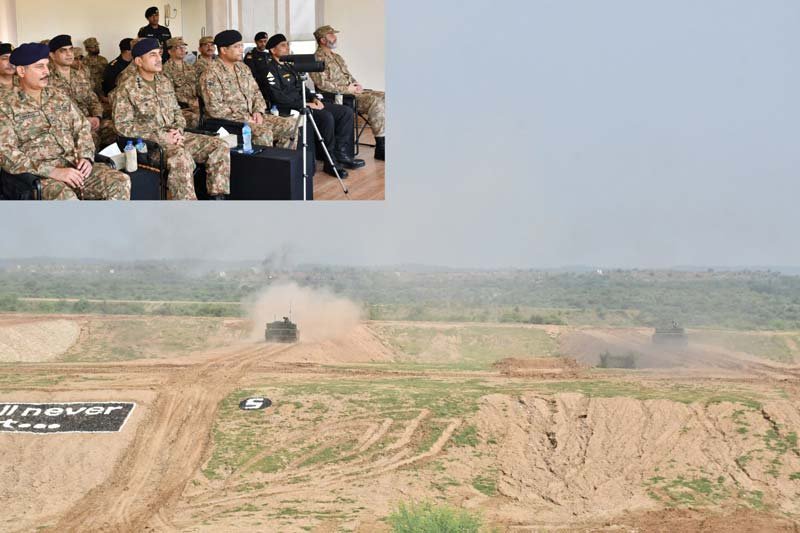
251, 112, 264, 125
348, 83, 363, 94
76, 159, 93, 178
166, 129, 185, 146
88, 117, 101, 130
50, 167, 85, 189
309, 100, 324, 110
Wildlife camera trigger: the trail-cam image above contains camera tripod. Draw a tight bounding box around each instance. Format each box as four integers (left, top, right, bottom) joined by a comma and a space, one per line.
295, 74, 349, 200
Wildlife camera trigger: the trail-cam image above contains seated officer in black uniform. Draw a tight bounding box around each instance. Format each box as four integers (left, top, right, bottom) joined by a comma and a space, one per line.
137, 6, 172, 61
103, 38, 133, 94
264, 34, 364, 177
245, 32, 270, 100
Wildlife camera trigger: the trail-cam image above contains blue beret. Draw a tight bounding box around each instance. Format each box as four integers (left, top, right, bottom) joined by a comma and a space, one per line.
9, 43, 50, 67
49, 34, 72, 52
214, 30, 242, 49
133, 38, 161, 58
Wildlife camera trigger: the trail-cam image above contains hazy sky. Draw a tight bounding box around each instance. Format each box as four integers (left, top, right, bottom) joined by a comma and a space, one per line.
2, 0, 798, 268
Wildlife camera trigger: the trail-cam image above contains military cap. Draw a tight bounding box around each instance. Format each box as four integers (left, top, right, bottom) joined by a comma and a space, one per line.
199, 36, 214, 46
145, 6, 159, 18
314, 25, 339, 42
0, 43, 13, 56
255, 31, 268, 41
119, 38, 133, 52
214, 30, 242, 48
72, 46, 85, 58
166, 37, 186, 49
132, 38, 160, 58
10, 43, 50, 66
266, 34, 287, 50
49, 34, 73, 52
84, 37, 99, 48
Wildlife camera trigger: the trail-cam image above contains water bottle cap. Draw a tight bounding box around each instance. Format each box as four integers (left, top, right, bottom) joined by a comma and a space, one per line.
126, 140, 133, 147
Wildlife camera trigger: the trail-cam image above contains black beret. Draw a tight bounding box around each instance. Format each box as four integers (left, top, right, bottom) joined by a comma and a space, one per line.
214, 30, 242, 49
132, 38, 160, 58
10, 43, 50, 67
145, 6, 159, 18
119, 38, 133, 52
0, 43, 13, 56
49, 34, 72, 52
266, 34, 287, 50
255, 32, 268, 41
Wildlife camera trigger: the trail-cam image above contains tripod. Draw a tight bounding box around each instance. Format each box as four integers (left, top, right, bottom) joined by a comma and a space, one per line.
295, 73, 349, 200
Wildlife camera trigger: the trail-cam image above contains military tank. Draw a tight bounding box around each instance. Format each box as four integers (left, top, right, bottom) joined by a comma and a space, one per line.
652, 321, 688, 346
265, 316, 299, 343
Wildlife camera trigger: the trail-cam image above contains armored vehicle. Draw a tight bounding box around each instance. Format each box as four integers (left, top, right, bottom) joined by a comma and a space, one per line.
652, 321, 688, 346
265, 316, 299, 343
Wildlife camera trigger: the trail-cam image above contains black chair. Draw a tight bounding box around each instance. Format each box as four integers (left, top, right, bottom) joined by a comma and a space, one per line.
0, 170, 42, 200
115, 137, 167, 200
319, 91, 374, 157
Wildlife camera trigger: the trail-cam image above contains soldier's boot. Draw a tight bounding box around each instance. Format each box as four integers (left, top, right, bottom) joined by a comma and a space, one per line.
334, 147, 365, 170
210, 194, 227, 200
324, 159, 349, 179
375, 137, 385, 161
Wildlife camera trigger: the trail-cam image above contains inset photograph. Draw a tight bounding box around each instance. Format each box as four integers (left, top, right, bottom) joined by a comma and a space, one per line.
0, 0, 385, 200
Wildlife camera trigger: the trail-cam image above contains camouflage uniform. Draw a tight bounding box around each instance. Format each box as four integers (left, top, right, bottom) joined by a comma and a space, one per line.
0, 87, 130, 200
163, 59, 200, 128
113, 71, 231, 200
312, 46, 385, 137
200, 59, 297, 148
49, 67, 115, 147
82, 38, 108, 96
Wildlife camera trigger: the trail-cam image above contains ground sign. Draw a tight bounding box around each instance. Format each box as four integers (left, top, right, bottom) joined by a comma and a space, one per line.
0, 402, 136, 434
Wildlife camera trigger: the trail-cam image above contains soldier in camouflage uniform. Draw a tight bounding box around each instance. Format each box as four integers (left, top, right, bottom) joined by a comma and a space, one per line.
0, 43, 16, 97
82, 37, 109, 98
311, 25, 385, 160
200, 30, 297, 148
48, 35, 115, 147
0, 43, 130, 200
194, 36, 216, 88
162, 37, 200, 128
113, 39, 230, 201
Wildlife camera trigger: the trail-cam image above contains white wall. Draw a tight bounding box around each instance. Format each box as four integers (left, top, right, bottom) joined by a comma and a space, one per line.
322, 0, 384, 91
0, 0, 17, 43
182, 0, 207, 51
14, 0, 185, 57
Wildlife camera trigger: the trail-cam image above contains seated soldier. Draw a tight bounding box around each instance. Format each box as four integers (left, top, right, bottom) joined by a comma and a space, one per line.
113, 39, 231, 201
82, 37, 108, 98
0, 43, 131, 200
162, 37, 200, 128
311, 26, 386, 161
103, 38, 133, 95
48, 34, 115, 147
265, 34, 364, 178
194, 36, 216, 95
0, 43, 16, 95
200, 30, 297, 149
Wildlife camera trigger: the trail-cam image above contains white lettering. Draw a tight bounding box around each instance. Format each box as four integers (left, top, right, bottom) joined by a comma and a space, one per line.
104, 406, 123, 415
21, 407, 42, 417
0, 405, 12, 417
0, 418, 17, 429
85, 407, 104, 416
66, 406, 86, 416
44, 408, 64, 417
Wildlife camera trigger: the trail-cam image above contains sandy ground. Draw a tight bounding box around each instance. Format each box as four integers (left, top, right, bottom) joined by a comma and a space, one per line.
0, 314, 798, 532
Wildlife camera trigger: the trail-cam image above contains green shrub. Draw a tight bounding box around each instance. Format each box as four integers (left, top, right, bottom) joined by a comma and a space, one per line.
388, 501, 485, 533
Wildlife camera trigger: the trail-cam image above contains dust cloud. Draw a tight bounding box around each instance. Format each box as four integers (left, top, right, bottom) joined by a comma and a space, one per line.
243, 282, 363, 342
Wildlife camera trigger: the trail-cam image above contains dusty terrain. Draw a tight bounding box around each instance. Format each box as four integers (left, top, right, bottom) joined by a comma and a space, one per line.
0, 314, 799, 532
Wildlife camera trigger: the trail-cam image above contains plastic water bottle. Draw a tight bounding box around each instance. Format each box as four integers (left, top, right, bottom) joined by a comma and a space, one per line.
124, 141, 137, 172
270, 105, 279, 116
242, 123, 253, 154
135, 138, 147, 154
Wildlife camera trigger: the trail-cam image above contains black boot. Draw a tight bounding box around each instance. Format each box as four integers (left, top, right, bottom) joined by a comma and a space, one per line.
335, 148, 366, 170
324, 161, 348, 179
210, 194, 227, 201
375, 137, 385, 161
